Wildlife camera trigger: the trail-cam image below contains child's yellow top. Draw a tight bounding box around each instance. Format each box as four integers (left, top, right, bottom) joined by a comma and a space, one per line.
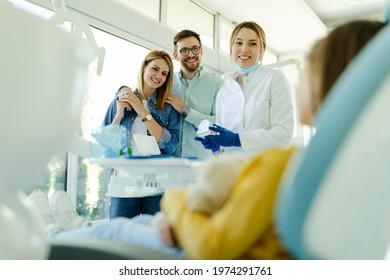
161, 147, 295, 259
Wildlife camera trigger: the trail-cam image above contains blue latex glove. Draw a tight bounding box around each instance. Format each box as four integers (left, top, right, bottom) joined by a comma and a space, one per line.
194, 136, 220, 152
206, 124, 241, 147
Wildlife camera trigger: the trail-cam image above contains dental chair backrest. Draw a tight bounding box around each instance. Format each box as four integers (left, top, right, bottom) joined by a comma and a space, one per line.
275, 3, 390, 259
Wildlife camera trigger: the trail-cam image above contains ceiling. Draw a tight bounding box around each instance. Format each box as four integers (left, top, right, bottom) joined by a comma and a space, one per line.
195, 0, 387, 55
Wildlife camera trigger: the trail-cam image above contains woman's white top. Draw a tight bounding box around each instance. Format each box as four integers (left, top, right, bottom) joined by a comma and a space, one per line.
129, 99, 148, 155
216, 65, 294, 158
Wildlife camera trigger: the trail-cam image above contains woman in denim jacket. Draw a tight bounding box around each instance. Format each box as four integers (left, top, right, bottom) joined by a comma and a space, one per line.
102, 50, 180, 219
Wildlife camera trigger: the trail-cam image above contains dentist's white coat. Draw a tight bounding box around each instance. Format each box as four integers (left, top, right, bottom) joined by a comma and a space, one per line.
216, 65, 294, 158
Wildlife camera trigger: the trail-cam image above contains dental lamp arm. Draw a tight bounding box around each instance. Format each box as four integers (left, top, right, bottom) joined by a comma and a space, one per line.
50, 0, 105, 75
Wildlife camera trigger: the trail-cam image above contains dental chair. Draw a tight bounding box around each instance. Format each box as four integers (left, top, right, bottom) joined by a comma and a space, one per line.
275, 3, 390, 259
49, 238, 178, 260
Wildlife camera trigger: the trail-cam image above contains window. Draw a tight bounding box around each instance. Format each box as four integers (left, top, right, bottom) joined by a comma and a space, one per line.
75, 27, 151, 220
9, 0, 53, 20
219, 18, 234, 55
274, 60, 307, 146
166, 0, 215, 49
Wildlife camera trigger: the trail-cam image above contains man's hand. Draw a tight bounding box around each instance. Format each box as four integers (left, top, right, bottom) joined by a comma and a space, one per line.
120, 91, 152, 118
166, 94, 185, 113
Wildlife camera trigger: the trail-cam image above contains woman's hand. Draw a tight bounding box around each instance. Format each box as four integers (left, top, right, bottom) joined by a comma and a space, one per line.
116, 99, 132, 115
123, 92, 149, 117
112, 99, 132, 124
118, 88, 133, 112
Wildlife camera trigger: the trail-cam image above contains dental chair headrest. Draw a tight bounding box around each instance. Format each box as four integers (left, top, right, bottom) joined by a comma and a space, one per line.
275, 8, 390, 259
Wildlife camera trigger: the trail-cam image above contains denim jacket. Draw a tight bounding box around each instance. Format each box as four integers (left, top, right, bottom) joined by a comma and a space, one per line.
102, 90, 180, 154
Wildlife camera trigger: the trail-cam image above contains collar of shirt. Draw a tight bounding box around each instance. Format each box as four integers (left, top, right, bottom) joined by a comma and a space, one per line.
178, 65, 204, 81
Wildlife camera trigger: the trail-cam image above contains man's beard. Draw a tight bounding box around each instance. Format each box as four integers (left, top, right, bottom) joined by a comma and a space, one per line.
182, 58, 200, 72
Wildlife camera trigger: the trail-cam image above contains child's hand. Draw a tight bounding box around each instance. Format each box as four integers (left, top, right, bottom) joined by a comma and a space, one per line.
118, 88, 133, 110
153, 212, 176, 247
119, 87, 132, 100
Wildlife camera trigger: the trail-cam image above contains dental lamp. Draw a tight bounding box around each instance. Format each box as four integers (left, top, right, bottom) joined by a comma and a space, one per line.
265, 58, 302, 74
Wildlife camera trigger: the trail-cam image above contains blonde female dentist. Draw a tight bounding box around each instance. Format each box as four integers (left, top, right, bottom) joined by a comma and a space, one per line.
196, 21, 294, 158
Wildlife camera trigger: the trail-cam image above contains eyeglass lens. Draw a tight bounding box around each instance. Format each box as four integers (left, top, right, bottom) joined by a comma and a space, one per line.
180, 46, 200, 56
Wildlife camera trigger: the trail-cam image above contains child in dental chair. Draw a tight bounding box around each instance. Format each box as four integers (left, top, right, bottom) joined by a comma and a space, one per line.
28, 20, 385, 259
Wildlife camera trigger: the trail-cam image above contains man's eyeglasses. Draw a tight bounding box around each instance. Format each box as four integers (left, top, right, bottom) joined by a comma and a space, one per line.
179, 46, 201, 56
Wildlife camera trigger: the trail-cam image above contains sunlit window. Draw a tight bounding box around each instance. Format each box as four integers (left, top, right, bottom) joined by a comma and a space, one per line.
77, 27, 151, 220
8, 0, 53, 20
219, 18, 234, 55
166, 0, 215, 49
